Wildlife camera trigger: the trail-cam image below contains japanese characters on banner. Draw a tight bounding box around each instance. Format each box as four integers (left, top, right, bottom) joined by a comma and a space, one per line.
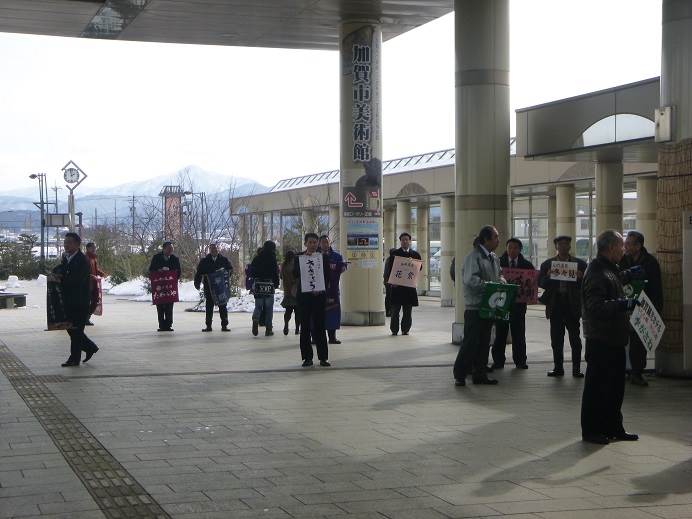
150, 271, 179, 305
345, 218, 379, 268
501, 268, 539, 304
479, 282, 518, 321
46, 280, 71, 331
90, 275, 103, 316
550, 261, 579, 282
387, 256, 423, 288
207, 269, 231, 306
630, 291, 666, 353
299, 254, 326, 293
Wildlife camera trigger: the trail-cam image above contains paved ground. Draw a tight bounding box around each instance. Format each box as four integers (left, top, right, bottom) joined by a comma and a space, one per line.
1, 282, 690, 519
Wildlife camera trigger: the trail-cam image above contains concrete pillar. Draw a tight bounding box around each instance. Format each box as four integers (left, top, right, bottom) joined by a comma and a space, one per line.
440, 195, 455, 307
396, 200, 411, 238
383, 207, 396, 253
328, 205, 340, 250
595, 162, 624, 235
453, 0, 510, 343
636, 176, 658, 254
547, 195, 557, 245
301, 209, 315, 235
662, 0, 692, 141
416, 204, 429, 293
338, 21, 384, 325
555, 184, 576, 239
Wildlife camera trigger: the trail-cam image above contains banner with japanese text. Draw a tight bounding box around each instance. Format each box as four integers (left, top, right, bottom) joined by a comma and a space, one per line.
630, 291, 665, 353
46, 281, 72, 331
150, 271, 179, 305
90, 275, 103, 316
550, 261, 579, 282
299, 254, 326, 293
501, 268, 539, 304
207, 270, 231, 306
387, 256, 423, 288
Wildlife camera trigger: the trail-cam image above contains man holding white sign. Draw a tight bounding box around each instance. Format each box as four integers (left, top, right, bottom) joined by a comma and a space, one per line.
538, 236, 588, 378
295, 233, 330, 368
383, 233, 422, 336
581, 230, 640, 445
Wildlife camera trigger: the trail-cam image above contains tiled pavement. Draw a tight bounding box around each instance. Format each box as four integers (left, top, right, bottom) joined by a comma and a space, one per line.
1, 282, 690, 518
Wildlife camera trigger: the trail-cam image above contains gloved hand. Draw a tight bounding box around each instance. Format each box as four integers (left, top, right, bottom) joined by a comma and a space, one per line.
617, 298, 640, 312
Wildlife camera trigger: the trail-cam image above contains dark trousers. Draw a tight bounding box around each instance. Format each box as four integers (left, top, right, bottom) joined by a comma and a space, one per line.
299, 293, 328, 361
390, 304, 413, 334
66, 326, 98, 364
453, 310, 493, 380
492, 305, 527, 367
205, 295, 228, 328
156, 303, 174, 330
284, 306, 300, 331
581, 340, 626, 437
628, 330, 647, 374
549, 302, 582, 373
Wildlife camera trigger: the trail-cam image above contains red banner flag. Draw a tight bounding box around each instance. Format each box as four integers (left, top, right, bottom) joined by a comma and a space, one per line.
501, 267, 539, 305
150, 271, 179, 305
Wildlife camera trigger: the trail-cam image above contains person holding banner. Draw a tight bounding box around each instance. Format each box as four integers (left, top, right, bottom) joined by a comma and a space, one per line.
491, 237, 535, 370
621, 231, 663, 386
538, 236, 588, 378
581, 230, 640, 445
383, 233, 422, 336
250, 241, 280, 336
85, 242, 106, 326
51, 232, 99, 367
319, 235, 348, 344
194, 243, 233, 333
148, 242, 181, 332
295, 233, 330, 367
453, 225, 503, 386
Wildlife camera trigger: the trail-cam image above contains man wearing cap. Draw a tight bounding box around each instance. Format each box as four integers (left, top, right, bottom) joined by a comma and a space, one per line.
148, 241, 181, 332
538, 236, 588, 378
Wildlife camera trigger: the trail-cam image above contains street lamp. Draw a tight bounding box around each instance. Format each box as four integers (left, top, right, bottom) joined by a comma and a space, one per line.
28, 173, 47, 268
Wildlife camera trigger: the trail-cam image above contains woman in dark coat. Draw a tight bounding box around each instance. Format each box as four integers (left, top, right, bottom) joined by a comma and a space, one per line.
280, 250, 300, 335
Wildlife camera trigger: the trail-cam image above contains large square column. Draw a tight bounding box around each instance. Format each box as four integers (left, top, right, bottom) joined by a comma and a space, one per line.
636, 176, 657, 254
547, 194, 557, 244
595, 162, 624, 234
328, 205, 340, 249
453, 0, 510, 342
338, 21, 385, 325
440, 195, 455, 307
396, 200, 411, 238
555, 184, 576, 239
383, 206, 396, 252
416, 204, 429, 293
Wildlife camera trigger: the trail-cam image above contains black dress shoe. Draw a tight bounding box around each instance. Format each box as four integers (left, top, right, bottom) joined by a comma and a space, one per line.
328, 339, 341, 344
472, 377, 498, 385
402, 331, 409, 335
454, 378, 466, 386
491, 363, 505, 370
516, 364, 529, 369
391, 331, 398, 336
582, 434, 610, 445
83, 347, 99, 363
302, 359, 313, 368
610, 432, 639, 441
202, 327, 212, 332
283, 323, 289, 335
221, 326, 230, 332
573, 372, 585, 378
547, 370, 565, 377
252, 320, 259, 336
630, 374, 648, 386
61, 361, 80, 367
320, 360, 331, 367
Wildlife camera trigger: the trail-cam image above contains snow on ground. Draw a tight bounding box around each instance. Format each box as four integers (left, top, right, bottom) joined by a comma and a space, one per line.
6, 276, 20, 288
108, 277, 147, 296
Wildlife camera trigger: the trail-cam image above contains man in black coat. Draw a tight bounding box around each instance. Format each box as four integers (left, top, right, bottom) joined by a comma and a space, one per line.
538, 236, 588, 377
148, 241, 181, 332
52, 232, 99, 367
491, 237, 535, 370
620, 231, 663, 386
294, 233, 331, 367
383, 232, 422, 336
581, 230, 639, 445
194, 243, 233, 332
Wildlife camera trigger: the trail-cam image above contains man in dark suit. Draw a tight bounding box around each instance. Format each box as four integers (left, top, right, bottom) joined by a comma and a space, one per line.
383, 232, 423, 336
51, 232, 99, 367
194, 243, 233, 332
148, 241, 182, 331
491, 237, 535, 370
538, 236, 588, 378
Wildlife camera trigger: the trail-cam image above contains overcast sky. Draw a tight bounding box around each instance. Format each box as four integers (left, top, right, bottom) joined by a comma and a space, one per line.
0, 0, 661, 191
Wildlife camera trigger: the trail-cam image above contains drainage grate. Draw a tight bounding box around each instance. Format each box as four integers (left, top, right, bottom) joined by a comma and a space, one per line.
0, 342, 171, 519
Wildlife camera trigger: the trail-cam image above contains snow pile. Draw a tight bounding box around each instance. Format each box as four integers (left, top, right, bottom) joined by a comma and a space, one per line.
36, 274, 47, 286
101, 277, 113, 291
108, 277, 147, 296
226, 290, 284, 313
6, 275, 20, 288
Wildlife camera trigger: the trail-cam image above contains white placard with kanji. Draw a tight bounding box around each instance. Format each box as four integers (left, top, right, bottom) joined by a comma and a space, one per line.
299, 254, 326, 293
387, 256, 423, 288
630, 291, 665, 353
550, 261, 579, 282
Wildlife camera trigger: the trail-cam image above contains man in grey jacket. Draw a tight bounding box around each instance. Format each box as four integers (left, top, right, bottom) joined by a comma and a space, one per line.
453, 225, 503, 386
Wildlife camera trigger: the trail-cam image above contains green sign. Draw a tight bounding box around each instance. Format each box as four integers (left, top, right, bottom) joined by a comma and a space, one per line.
623, 279, 647, 300
479, 282, 518, 321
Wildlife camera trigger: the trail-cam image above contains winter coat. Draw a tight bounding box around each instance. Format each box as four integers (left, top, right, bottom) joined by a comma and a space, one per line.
620, 247, 663, 313
250, 251, 280, 288
194, 254, 233, 294
461, 245, 502, 310
149, 253, 182, 279
53, 250, 91, 327
538, 255, 587, 319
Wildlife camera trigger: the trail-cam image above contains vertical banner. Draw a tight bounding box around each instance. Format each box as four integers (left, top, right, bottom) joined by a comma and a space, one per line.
299, 254, 326, 293
150, 271, 179, 305
46, 281, 72, 331
207, 270, 231, 306
90, 275, 103, 316
501, 268, 539, 304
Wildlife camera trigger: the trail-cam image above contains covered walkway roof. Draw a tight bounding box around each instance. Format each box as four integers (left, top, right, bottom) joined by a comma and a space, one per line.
0, 0, 453, 49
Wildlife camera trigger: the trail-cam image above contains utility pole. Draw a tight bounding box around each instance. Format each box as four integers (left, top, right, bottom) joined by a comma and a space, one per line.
52, 182, 62, 255
114, 200, 117, 233
131, 194, 136, 243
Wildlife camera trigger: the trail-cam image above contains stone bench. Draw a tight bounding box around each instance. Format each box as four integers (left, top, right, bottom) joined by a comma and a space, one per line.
0, 292, 27, 309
